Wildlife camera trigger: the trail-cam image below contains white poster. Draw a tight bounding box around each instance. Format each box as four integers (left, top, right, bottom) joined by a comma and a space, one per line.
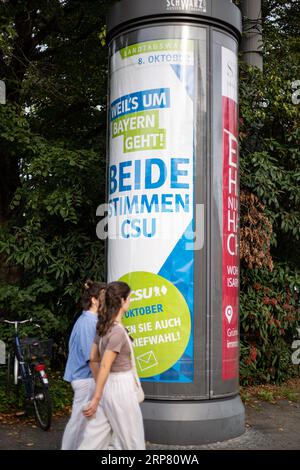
107, 39, 195, 382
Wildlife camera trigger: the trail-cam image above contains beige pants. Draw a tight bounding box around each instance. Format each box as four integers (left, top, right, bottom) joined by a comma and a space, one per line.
78, 371, 145, 450
61, 378, 95, 450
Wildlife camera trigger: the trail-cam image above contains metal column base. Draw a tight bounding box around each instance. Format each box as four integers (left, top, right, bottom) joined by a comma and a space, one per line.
141, 395, 245, 445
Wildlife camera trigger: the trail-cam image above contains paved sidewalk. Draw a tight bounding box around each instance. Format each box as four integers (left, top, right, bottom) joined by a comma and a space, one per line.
149, 398, 300, 450
0, 397, 299, 450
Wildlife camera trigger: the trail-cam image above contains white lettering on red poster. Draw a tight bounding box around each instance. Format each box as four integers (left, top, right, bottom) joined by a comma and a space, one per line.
222, 47, 239, 380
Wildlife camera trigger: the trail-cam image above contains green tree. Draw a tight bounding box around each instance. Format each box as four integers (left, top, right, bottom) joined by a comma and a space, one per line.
0, 1, 111, 357
238, 0, 300, 383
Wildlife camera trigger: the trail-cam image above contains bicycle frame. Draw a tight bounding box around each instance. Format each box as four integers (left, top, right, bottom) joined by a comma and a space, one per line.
13, 328, 33, 396
3, 319, 49, 396
1, 317, 52, 430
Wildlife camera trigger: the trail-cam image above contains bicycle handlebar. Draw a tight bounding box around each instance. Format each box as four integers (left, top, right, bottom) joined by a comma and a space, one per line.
0, 318, 33, 325
0, 318, 41, 331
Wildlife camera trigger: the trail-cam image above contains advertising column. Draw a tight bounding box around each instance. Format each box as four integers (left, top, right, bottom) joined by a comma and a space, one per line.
108, 38, 195, 383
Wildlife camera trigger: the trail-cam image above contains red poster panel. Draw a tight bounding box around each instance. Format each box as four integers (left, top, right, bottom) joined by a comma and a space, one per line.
222, 94, 239, 381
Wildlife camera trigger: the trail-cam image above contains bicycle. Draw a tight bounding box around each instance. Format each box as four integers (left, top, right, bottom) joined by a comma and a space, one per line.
0, 317, 52, 430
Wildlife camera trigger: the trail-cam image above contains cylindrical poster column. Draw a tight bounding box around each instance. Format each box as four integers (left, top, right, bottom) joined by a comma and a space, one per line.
106, 0, 244, 444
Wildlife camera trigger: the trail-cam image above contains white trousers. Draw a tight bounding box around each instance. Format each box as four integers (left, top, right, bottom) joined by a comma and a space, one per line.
61, 378, 95, 450
78, 371, 145, 450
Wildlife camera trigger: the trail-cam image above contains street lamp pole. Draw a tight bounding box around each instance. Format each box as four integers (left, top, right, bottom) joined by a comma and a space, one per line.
240, 0, 263, 70
0, 80, 6, 104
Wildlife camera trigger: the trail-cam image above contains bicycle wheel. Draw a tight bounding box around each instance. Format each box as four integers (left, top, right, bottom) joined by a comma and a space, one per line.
32, 369, 52, 430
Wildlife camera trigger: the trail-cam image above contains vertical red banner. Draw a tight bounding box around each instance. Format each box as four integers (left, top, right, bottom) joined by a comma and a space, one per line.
222, 94, 239, 380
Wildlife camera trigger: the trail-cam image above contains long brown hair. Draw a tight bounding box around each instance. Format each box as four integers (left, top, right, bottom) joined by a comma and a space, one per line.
97, 281, 131, 336
82, 280, 106, 310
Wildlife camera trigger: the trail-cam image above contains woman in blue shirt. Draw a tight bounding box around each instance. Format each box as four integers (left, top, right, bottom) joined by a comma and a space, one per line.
61, 280, 106, 450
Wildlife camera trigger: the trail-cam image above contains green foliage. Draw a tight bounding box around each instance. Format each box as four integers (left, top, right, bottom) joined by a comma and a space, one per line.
0, 367, 72, 414
239, 65, 300, 248
238, 0, 300, 384
47, 370, 73, 412
240, 265, 300, 385
0, 384, 25, 413
0, 2, 108, 354
0, 101, 105, 350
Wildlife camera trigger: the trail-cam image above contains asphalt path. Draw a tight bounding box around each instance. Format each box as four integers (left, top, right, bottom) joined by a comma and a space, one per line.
0, 396, 299, 450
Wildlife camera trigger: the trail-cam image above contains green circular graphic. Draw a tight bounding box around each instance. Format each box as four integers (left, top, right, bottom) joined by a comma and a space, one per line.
119, 271, 191, 378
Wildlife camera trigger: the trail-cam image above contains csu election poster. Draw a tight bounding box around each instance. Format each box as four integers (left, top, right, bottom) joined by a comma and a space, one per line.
107, 39, 195, 383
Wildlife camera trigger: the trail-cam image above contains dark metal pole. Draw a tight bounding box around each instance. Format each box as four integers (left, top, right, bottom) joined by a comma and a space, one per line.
0, 80, 6, 105
240, 0, 263, 70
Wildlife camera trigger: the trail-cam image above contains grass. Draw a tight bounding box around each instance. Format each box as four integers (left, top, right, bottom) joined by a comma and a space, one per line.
257, 389, 276, 403
240, 389, 251, 402
278, 388, 299, 402
240, 377, 300, 404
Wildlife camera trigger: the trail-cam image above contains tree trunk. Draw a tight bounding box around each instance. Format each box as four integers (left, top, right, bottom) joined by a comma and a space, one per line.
0, 153, 20, 224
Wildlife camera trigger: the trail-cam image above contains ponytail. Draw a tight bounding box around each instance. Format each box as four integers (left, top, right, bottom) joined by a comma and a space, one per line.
97, 281, 130, 336
82, 280, 106, 310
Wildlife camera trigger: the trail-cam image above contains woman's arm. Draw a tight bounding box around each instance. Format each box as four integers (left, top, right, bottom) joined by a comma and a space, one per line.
83, 349, 117, 417
89, 343, 101, 381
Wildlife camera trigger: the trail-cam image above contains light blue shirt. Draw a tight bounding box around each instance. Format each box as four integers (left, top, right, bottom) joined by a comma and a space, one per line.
63, 310, 98, 382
